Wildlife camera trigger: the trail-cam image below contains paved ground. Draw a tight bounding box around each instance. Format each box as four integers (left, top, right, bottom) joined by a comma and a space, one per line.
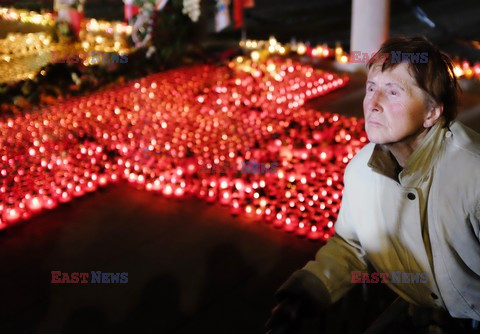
0, 183, 318, 333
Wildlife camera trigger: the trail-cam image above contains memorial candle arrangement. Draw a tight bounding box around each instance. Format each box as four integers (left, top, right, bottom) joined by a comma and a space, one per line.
240, 36, 480, 81
0, 57, 367, 241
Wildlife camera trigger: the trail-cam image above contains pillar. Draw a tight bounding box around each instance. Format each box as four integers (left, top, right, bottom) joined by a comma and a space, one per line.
350, 0, 390, 63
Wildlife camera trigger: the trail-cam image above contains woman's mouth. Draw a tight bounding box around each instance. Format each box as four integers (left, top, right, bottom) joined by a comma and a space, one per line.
367, 119, 383, 127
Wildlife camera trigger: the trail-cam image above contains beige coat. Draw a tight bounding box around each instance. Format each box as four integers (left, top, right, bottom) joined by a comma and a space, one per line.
303, 118, 480, 320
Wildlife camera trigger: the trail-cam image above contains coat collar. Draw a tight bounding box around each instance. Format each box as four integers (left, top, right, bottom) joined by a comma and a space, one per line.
367, 117, 448, 186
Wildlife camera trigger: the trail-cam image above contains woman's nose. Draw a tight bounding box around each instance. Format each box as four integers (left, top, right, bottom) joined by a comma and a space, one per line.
368, 91, 384, 112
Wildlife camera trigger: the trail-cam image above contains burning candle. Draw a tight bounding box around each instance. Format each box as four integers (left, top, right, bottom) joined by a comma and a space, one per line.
307, 225, 322, 240
26, 196, 43, 212
284, 216, 297, 232
0, 59, 365, 238
296, 221, 308, 237
273, 212, 284, 228
230, 199, 241, 216
4, 207, 21, 224
219, 190, 231, 205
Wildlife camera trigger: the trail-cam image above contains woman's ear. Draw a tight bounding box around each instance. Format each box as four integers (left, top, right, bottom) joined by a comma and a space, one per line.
424, 102, 443, 128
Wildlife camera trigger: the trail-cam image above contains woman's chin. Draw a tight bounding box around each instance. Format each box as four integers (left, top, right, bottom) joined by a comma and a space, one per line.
366, 132, 388, 145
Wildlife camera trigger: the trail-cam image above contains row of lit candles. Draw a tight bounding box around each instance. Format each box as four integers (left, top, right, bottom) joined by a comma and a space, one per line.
0, 7, 55, 26
240, 36, 480, 80
0, 32, 131, 83
0, 7, 132, 83
0, 7, 131, 36
240, 36, 334, 60
0, 58, 366, 241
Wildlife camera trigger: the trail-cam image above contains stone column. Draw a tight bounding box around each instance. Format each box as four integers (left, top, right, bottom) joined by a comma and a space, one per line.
350, 0, 390, 67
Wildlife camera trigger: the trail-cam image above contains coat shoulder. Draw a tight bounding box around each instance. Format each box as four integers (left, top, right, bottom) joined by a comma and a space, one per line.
441, 122, 480, 193
449, 121, 480, 159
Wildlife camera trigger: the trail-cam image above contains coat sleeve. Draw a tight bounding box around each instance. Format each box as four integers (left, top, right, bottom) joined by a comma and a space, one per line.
302, 162, 369, 304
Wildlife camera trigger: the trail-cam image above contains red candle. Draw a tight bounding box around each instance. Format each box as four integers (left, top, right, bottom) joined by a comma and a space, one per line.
284, 216, 297, 232
174, 186, 184, 198
296, 221, 308, 237
4, 207, 21, 224
273, 212, 284, 228
307, 225, 322, 240
219, 190, 231, 205
263, 207, 274, 223
42, 196, 57, 210
163, 184, 173, 197
206, 189, 216, 203
26, 196, 42, 212
230, 199, 241, 216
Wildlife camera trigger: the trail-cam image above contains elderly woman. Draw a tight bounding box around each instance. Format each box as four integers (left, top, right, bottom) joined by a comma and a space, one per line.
266, 36, 480, 333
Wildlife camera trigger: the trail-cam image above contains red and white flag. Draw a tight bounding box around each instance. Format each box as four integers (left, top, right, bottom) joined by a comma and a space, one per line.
124, 0, 140, 21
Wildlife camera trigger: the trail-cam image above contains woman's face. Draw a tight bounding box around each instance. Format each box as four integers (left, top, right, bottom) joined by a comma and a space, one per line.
363, 63, 433, 145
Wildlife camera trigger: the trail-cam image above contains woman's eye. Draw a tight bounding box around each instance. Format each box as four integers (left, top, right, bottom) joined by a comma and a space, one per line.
390, 90, 398, 96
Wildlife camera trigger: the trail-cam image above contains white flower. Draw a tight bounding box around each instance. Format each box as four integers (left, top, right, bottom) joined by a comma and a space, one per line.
182, 0, 201, 22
